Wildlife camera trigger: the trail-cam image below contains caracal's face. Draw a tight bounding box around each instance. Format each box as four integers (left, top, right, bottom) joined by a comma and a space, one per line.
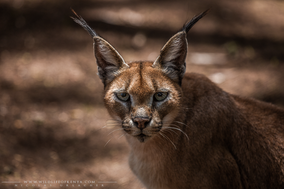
104, 62, 182, 142
72, 11, 191, 143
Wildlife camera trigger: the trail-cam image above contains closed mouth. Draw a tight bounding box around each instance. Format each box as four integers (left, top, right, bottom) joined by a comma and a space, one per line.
136, 133, 148, 143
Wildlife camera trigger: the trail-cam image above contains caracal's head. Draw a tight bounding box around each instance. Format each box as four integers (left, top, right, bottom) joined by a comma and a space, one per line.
72, 10, 207, 142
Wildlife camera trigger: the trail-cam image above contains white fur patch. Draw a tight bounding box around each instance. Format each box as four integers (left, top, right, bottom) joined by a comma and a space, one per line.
136, 107, 147, 117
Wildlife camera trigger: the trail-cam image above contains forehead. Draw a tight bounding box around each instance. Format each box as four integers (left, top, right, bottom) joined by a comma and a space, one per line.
110, 61, 172, 94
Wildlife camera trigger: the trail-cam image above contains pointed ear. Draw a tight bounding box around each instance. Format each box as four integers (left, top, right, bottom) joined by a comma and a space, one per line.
152, 31, 188, 85
71, 9, 129, 86
152, 10, 208, 85
93, 36, 129, 85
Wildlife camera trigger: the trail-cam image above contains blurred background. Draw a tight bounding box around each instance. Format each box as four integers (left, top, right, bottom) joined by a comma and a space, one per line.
0, 0, 284, 188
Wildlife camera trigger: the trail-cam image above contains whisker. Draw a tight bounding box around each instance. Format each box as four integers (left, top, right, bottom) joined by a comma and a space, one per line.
173, 121, 188, 127
104, 138, 112, 147
163, 121, 174, 124
163, 128, 179, 136
98, 125, 111, 130
105, 128, 124, 147
118, 133, 126, 139
163, 123, 182, 128
107, 128, 124, 136
107, 118, 121, 122
158, 132, 168, 145
164, 123, 182, 128
163, 126, 189, 141
163, 124, 179, 129
105, 120, 121, 125
100, 124, 120, 129
106, 120, 121, 123
160, 131, 177, 150
106, 123, 121, 125
106, 124, 121, 126
163, 123, 183, 127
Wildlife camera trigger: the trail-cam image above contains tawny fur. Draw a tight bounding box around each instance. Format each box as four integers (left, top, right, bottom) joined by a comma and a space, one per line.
110, 64, 284, 189
72, 10, 284, 189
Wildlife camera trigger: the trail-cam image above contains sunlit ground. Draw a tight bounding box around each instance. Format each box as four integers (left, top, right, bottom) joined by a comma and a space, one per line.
0, 0, 284, 188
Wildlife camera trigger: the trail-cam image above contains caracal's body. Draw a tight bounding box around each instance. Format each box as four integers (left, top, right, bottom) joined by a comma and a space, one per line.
72, 10, 284, 189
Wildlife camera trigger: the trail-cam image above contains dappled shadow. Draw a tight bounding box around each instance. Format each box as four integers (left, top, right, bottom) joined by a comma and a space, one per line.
1, 0, 284, 62
23, 84, 104, 105
1, 0, 284, 188
0, 120, 127, 176
0, 80, 104, 106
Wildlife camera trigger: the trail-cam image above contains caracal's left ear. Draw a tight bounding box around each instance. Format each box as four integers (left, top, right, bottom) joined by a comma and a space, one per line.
152, 10, 208, 85
71, 9, 129, 86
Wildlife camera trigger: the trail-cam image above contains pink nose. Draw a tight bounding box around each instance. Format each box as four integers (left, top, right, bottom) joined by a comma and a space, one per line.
133, 117, 150, 129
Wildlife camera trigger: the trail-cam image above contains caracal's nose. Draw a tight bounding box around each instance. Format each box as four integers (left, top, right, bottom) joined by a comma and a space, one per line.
133, 117, 151, 130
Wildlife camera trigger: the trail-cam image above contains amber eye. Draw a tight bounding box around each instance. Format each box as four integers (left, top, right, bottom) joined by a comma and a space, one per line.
116, 92, 130, 101
154, 92, 168, 101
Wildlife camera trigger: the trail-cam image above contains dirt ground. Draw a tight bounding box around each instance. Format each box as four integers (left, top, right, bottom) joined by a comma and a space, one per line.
0, 0, 284, 188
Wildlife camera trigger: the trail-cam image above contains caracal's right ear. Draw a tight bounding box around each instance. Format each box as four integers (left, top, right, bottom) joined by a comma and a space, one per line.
71, 9, 129, 86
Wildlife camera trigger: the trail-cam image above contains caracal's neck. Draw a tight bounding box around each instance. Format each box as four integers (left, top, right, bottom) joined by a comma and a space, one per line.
125, 134, 177, 159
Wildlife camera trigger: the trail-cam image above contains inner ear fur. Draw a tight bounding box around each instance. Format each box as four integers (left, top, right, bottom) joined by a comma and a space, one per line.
153, 31, 188, 85
93, 36, 129, 86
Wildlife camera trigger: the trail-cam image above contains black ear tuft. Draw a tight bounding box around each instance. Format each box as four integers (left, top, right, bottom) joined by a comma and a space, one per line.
71, 9, 128, 86
182, 9, 209, 33
153, 10, 209, 85
70, 9, 97, 38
